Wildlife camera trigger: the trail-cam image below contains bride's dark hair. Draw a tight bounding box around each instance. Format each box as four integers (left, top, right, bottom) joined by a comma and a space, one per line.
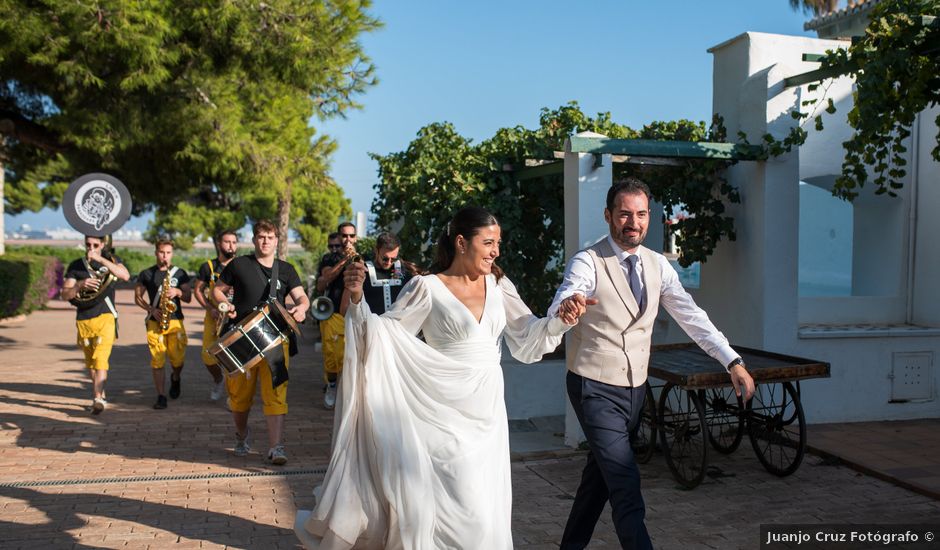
430, 206, 504, 281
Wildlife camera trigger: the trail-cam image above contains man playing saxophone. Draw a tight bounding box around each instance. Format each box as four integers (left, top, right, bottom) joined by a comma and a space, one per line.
135, 238, 192, 410
61, 235, 131, 414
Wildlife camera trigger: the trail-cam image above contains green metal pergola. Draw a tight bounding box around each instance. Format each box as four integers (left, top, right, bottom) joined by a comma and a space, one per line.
511, 137, 765, 181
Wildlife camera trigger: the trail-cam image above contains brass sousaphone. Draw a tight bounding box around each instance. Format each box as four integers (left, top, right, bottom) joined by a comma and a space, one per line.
63, 173, 133, 304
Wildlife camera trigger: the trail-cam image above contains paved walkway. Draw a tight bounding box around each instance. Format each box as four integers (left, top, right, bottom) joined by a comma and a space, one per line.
1, 290, 938, 549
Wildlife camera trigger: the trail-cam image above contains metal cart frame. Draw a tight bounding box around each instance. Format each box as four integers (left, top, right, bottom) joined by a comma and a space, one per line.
630, 343, 830, 488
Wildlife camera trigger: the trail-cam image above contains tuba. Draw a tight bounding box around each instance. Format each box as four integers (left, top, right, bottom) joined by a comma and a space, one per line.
70, 237, 118, 305
159, 273, 178, 332
70, 257, 119, 305
63, 173, 132, 305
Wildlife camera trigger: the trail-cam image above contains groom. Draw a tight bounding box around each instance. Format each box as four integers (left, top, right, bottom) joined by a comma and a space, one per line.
552, 177, 755, 549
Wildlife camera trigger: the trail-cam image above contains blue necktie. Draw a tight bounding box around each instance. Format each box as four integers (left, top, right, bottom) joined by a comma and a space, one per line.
626, 255, 644, 311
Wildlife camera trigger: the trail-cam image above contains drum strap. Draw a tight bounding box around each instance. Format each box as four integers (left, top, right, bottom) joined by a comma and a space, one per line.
252, 259, 290, 388
104, 296, 119, 339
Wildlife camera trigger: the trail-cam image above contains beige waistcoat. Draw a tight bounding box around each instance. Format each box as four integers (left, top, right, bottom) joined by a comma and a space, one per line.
566, 239, 662, 388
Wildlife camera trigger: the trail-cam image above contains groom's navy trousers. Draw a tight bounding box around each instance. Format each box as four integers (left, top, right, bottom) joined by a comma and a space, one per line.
561, 372, 653, 550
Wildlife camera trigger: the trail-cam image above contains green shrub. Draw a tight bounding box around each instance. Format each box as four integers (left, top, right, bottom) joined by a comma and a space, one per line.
0, 253, 61, 318
6, 244, 317, 286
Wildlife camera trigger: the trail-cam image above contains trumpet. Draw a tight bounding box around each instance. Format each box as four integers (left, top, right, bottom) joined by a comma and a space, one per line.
159, 273, 178, 333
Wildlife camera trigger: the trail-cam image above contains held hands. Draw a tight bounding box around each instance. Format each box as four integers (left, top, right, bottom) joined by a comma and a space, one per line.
558, 293, 599, 325
730, 363, 755, 401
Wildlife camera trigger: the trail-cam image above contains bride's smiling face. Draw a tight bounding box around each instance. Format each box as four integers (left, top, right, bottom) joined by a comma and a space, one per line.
459, 224, 501, 276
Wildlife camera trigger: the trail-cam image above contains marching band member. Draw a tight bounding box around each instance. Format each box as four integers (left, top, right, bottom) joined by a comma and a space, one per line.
314, 222, 357, 409
212, 220, 309, 465
61, 235, 130, 414
193, 230, 239, 402
339, 231, 419, 316
135, 239, 192, 410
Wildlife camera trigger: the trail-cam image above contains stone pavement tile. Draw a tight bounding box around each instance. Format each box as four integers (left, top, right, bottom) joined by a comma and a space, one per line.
5, 289, 940, 549
516, 450, 940, 550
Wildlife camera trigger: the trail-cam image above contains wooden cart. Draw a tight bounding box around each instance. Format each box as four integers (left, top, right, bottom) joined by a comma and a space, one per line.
631, 343, 830, 488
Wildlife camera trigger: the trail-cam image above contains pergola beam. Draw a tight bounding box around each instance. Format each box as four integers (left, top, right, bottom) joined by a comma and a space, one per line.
566, 136, 764, 161
511, 137, 762, 181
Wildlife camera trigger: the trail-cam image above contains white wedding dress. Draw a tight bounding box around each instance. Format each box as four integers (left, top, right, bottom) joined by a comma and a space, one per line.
295, 274, 569, 550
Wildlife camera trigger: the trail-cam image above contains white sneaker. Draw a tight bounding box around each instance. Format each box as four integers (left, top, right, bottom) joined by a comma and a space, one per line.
268, 444, 288, 465
324, 382, 337, 410
210, 378, 226, 401
91, 397, 107, 414
234, 429, 251, 457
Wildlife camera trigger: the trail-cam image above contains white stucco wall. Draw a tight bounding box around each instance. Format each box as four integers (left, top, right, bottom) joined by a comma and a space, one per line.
701, 32, 939, 423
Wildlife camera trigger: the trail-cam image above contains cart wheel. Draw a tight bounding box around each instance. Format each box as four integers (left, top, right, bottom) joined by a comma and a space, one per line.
746, 382, 806, 477
632, 384, 657, 464
657, 383, 707, 488
701, 387, 744, 454
781, 380, 801, 426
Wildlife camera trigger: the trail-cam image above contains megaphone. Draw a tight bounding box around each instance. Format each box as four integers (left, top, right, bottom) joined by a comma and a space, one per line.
310, 296, 335, 321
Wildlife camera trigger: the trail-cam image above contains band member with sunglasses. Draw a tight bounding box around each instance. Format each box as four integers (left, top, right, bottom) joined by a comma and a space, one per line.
339, 231, 419, 317
61, 235, 130, 414
314, 223, 358, 409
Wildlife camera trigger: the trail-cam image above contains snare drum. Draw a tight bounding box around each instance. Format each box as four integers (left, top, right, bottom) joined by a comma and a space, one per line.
209, 300, 301, 375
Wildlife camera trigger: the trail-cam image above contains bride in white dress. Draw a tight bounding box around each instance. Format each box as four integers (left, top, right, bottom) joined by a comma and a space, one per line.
295, 207, 582, 549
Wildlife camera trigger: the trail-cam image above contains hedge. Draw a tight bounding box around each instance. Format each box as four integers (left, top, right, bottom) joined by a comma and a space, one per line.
0, 253, 62, 319
8, 244, 320, 284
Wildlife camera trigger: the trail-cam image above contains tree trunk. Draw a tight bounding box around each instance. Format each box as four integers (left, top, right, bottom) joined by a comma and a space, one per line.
0, 162, 5, 256
276, 179, 293, 260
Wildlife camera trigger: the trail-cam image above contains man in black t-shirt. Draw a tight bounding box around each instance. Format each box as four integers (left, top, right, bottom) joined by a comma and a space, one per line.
134, 239, 192, 410
193, 230, 239, 402
212, 219, 309, 465
61, 235, 131, 414
339, 231, 418, 316
315, 222, 357, 409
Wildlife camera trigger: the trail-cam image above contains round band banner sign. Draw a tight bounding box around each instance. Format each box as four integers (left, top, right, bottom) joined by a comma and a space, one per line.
63, 173, 133, 236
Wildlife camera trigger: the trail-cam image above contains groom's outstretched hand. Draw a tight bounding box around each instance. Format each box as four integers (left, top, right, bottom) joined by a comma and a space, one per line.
558, 293, 599, 325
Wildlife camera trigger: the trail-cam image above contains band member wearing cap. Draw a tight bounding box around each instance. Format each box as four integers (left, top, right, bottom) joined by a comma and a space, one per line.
339, 231, 419, 317
315, 222, 357, 410
193, 230, 239, 402
212, 219, 309, 465
134, 239, 192, 410
61, 235, 130, 414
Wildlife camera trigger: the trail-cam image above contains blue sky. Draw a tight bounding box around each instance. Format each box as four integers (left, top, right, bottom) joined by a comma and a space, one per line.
5, 1, 818, 234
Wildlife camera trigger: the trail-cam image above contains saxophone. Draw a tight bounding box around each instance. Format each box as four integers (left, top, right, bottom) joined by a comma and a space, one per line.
159, 272, 178, 333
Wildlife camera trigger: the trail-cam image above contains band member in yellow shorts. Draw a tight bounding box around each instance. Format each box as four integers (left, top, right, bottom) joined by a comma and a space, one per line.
61, 235, 130, 414
135, 239, 192, 410
314, 222, 357, 409
212, 219, 309, 465
193, 230, 239, 402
